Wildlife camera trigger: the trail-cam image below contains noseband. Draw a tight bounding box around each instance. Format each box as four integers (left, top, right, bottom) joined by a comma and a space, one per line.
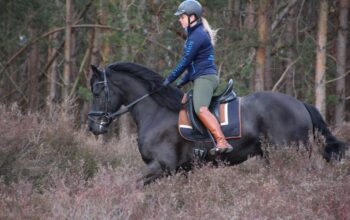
88, 69, 162, 127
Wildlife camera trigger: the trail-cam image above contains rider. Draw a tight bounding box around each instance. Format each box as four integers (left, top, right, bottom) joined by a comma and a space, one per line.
163, 0, 233, 154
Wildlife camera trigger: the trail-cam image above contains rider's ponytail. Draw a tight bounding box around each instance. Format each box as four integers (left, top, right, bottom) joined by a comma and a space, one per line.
202, 17, 218, 47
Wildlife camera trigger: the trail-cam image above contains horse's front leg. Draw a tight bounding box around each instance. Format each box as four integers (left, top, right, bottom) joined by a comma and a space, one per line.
137, 160, 164, 186
136, 125, 181, 185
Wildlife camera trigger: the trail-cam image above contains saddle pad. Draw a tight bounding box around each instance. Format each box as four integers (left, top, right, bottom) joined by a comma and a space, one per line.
178, 98, 242, 142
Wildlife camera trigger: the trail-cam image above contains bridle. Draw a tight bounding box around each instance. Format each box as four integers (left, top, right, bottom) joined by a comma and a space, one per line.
88, 69, 163, 127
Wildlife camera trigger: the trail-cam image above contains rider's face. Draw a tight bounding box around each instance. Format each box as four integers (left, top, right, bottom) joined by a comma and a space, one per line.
179, 14, 189, 28
178, 14, 196, 29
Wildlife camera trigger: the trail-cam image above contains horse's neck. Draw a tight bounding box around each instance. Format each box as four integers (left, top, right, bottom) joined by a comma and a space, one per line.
130, 97, 160, 127
112, 73, 177, 132
117, 79, 162, 129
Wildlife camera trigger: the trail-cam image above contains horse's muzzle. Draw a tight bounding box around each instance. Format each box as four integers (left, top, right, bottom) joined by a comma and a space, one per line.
88, 123, 108, 135
88, 112, 111, 135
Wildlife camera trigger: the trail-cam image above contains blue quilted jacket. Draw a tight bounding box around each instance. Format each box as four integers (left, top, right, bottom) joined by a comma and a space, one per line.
165, 22, 217, 85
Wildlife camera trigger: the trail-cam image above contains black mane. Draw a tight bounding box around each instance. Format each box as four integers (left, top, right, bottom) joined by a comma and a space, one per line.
106, 62, 183, 112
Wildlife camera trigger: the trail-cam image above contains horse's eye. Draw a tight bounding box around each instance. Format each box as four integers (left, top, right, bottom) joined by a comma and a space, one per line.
92, 85, 103, 98
93, 91, 100, 98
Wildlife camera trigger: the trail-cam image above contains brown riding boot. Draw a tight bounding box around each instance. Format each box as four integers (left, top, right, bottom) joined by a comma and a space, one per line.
197, 106, 234, 155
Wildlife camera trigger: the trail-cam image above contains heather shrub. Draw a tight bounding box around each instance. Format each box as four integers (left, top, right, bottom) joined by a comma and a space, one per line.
0, 104, 349, 219
333, 123, 350, 146
0, 104, 117, 189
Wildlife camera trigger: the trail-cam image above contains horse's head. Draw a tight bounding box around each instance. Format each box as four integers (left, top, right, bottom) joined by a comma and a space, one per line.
88, 62, 184, 136
88, 65, 124, 135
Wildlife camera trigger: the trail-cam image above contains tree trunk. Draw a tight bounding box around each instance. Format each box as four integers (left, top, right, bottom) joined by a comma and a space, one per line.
80, 3, 103, 124
118, 0, 131, 137
245, 0, 256, 91
255, 0, 269, 91
228, 0, 240, 29
145, 11, 159, 70
100, 5, 110, 65
47, 31, 59, 114
244, 0, 255, 32
335, 0, 349, 125
70, 3, 78, 98
63, 0, 73, 104
285, 4, 297, 96
27, 28, 40, 111
121, 0, 130, 61
264, 4, 272, 90
315, 0, 328, 117
91, 28, 102, 66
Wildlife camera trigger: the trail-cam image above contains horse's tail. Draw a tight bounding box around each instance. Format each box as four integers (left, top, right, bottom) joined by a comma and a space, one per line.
303, 103, 347, 161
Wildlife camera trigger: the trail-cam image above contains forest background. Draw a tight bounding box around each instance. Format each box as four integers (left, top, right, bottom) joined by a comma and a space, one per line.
1, 0, 350, 219
0, 0, 349, 126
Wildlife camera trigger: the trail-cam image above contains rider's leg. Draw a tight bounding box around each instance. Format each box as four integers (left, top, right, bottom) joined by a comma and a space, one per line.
193, 75, 233, 154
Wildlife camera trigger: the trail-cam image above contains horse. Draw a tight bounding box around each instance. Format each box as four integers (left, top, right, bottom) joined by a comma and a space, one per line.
88, 61, 347, 185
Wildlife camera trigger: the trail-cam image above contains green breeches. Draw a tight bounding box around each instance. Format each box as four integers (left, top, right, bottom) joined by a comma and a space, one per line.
193, 74, 219, 115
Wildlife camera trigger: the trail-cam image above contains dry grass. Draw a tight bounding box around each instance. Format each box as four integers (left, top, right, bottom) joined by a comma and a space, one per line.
0, 104, 349, 220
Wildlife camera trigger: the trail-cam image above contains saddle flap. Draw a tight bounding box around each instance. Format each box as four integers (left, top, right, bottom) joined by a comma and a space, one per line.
186, 91, 208, 135
178, 97, 242, 142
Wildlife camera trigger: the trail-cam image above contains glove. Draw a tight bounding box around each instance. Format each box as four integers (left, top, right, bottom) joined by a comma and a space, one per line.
162, 78, 170, 87
176, 80, 186, 88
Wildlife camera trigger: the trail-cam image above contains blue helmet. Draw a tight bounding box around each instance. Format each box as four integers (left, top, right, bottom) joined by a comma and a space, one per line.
174, 0, 202, 18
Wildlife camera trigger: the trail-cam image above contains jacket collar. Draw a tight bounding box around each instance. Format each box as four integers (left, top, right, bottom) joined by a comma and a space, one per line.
187, 21, 202, 34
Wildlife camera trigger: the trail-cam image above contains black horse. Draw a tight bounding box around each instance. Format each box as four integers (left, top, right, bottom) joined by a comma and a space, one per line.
88, 62, 347, 185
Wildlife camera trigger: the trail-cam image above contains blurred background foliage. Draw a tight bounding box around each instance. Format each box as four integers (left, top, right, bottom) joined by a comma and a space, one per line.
0, 0, 349, 125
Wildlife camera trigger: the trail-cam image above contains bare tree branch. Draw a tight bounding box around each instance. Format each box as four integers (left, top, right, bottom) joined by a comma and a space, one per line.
145, 37, 177, 57
324, 70, 350, 85
272, 56, 300, 92
0, 23, 177, 78
69, 46, 90, 99
271, 0, 299, 32
0, 25, 122, 78
0, 63, 28, 102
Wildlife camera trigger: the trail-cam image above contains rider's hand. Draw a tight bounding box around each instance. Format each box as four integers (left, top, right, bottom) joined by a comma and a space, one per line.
162, 78, 170, 87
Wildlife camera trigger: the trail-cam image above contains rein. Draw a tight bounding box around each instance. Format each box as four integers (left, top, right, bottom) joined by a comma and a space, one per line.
88, 69, 164, 126
109, 89, 160, 119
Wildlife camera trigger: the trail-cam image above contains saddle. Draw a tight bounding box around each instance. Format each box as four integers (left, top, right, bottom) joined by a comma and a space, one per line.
179, 79, 242, 142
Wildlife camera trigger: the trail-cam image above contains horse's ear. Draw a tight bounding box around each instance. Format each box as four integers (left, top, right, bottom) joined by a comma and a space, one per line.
90, 65, 102, 89
91, 65, 100, 75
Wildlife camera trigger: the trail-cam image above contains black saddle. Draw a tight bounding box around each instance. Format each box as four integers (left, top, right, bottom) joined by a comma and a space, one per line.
186, 79, 237, 135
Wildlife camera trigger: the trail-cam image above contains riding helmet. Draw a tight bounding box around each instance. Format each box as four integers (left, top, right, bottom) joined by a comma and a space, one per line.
174, 0, 202, 18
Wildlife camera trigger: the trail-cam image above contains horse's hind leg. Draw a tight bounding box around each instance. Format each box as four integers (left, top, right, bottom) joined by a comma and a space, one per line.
137, 160, 163, 185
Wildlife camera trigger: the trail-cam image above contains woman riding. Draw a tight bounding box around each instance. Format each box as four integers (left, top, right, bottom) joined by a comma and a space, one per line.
163, 0, 233, 154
